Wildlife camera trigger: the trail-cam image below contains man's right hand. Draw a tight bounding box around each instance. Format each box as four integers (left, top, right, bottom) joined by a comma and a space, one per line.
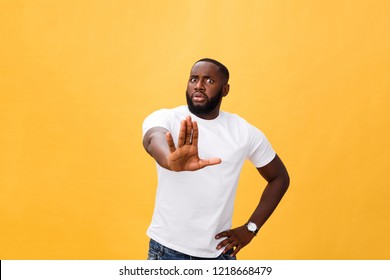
143, 116, 221, 172
166, 116, 221, 171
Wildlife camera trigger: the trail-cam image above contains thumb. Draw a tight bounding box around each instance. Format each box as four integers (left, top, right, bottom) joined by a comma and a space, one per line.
199, 158, 222, 168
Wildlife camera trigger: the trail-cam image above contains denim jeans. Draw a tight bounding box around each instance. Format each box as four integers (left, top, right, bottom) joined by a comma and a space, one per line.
147, 239, 236, 260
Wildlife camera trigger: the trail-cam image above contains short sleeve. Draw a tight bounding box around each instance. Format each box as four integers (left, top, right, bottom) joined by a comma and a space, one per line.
247, 123, 276, 168
142, 109, 172, 137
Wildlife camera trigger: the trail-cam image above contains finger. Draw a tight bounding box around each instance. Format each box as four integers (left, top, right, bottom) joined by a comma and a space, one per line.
216, 238, 230, 250
191, 121, 198, 145
177, 120, 187, 147
185, 116, 192, 145
230, 245, 242, 257
223, 242, 236, 254
222, 237, 240, 254
215, 230, 230, 239
198, 158, 222, 169
166, 132, 176, 153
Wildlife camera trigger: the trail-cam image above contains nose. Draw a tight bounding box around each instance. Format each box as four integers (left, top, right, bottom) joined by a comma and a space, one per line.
194, 80, 205, 91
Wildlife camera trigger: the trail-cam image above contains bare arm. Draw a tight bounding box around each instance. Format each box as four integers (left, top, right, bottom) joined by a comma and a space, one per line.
216, 154, 290, 256
143, 126, 171, 169
143, 116, 222, 171
249, 154, 290, 229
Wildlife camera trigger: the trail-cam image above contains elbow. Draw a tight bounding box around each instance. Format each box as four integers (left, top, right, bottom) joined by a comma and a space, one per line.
282, 172, 290, 193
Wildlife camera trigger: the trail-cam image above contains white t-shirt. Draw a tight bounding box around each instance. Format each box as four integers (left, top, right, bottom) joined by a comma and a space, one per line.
142, 106, 276, 258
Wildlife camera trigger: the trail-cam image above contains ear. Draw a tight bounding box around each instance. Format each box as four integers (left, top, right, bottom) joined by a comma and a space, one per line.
222, 84, 230, 97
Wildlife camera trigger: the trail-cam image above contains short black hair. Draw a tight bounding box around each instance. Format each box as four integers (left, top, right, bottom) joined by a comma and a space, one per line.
195, 58, 229, 83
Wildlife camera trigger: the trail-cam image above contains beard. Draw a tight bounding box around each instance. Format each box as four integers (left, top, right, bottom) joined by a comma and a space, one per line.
186, 87, 223, 116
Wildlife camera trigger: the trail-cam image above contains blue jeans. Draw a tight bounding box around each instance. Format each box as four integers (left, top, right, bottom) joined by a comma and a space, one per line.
147, 239, 237, 260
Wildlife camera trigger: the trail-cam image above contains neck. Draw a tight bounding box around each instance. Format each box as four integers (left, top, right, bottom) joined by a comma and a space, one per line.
188, 105, 221, 120
194, 111, 219, 120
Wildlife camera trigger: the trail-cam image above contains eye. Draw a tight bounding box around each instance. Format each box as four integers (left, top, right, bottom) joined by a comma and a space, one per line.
189, 77, 197, 83
206, 78, 214, 84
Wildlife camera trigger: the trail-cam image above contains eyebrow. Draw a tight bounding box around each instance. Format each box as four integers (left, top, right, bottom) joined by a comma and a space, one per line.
190, 74, 214, 79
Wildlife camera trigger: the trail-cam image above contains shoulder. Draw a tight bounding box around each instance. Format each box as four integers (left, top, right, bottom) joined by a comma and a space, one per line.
142, 106, 187, 136
144, 105, 186, 119
221, 111, 268, 139
221, 111, 253, 128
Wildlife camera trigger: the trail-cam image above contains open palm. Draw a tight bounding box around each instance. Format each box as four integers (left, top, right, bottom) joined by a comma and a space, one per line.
166, 116, 221, 171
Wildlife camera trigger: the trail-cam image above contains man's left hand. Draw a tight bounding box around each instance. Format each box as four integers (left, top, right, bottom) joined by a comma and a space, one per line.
215, 225, 255, 257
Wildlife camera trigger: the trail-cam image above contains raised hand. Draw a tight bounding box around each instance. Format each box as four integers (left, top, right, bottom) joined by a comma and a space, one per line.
166, 116, 221, 171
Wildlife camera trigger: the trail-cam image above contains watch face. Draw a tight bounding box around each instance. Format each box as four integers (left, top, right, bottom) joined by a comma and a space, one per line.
248, 222, 257, 232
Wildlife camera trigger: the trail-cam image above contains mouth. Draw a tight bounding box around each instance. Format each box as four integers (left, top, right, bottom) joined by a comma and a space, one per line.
191, 92, 207, 103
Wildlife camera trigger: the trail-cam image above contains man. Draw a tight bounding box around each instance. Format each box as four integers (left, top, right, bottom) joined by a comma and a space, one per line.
142, 58, 289, 260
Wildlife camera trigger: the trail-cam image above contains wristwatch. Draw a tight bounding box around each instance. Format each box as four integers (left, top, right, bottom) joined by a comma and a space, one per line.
246, 222, 259, 236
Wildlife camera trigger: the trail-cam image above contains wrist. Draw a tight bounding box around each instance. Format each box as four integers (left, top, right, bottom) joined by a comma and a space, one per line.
245, 221, 259, 236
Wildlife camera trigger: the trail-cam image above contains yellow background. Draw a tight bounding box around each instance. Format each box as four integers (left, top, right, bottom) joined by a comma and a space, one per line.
1, 0, 389, 259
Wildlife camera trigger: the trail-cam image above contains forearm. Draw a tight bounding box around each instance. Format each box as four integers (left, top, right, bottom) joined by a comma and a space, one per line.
143, 129, 171, 170
249, 176, 289, 230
